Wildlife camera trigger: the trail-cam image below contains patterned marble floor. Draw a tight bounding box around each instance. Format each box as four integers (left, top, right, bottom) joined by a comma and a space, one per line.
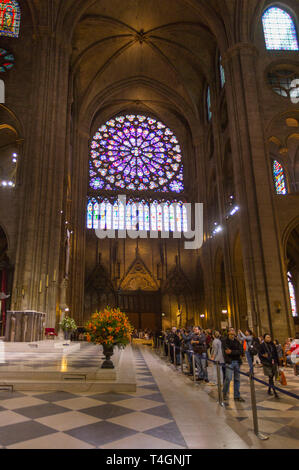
0, 344, 298, 449
0, 347, 187, 449
0, 343, 108, 371
157, 348, 299, 446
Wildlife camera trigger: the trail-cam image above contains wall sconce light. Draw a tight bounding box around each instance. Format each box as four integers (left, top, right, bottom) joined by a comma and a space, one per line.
274, 301, 281, 314
222, 309, 228, 314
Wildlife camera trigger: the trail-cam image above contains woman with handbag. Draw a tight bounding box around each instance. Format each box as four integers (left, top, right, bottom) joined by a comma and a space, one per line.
259, 333, 280, 398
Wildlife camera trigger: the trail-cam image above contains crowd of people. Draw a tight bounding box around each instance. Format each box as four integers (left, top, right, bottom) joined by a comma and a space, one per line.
158, 326, 299, 402
132, 328, 154, 340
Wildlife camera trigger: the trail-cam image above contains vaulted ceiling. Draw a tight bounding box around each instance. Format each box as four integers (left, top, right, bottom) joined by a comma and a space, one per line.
70, 0, 218, 129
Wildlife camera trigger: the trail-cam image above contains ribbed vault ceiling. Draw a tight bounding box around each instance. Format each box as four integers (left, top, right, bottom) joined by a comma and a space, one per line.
71, 0, 217, 123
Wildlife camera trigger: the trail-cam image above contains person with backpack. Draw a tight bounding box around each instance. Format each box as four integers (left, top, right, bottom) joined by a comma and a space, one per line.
238, 329, 259, 375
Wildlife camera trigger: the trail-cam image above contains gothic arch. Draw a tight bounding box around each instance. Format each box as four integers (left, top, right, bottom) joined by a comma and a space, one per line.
119, 254, 159, 292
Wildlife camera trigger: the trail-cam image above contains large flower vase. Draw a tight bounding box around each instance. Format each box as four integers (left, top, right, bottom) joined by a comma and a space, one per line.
102, 344, 115, 369
64, 330, 71, 341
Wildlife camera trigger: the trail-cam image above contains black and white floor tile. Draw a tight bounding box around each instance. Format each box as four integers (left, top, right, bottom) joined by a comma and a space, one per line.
0, 347, 187, 449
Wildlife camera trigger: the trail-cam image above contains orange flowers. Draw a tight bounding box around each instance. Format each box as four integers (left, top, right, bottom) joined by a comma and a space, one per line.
84, 306, 133, 347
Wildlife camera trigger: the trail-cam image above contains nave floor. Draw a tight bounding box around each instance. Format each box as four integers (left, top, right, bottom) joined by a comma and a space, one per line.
0, 345, 298, 449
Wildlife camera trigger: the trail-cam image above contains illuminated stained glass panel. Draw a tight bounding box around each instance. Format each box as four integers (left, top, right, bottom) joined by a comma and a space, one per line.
0, 1, 21, 38
0, 48, 15, 73
87, 199, 188, 233
89, 114, 184, 194
288, 272, 298, 317
207, 87, 212, 121
262, 7, 299, 51
273, 160, 287, 195
220, 56, 225, 87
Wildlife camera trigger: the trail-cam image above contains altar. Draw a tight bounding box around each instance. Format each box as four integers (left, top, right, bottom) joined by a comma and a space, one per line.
4, 311, 46, 342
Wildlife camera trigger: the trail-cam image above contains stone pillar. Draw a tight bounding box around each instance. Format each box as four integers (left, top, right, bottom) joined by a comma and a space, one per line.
209, 84, 238, 331
222, 43, 295, 340
68, 129, 90, 326
11, 28, 72, 328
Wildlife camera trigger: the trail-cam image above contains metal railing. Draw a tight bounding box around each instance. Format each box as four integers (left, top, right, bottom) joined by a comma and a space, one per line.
154, 338, 299, 441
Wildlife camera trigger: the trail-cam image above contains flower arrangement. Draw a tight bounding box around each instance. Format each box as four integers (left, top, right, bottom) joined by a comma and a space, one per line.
59, 316, 77, 332
85, 307, 133, 348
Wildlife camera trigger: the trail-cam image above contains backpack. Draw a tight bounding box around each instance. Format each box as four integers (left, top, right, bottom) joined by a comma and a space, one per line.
249, 337, 260, 356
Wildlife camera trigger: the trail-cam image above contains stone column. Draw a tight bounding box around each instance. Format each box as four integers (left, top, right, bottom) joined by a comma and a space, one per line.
222, 42, 295, 339
11, 28, 72, 328
209, 84, 238, 330
68, 128, 90, 326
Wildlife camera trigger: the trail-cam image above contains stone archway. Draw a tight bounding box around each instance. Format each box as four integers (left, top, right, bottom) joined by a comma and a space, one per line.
118, 253, 161, 332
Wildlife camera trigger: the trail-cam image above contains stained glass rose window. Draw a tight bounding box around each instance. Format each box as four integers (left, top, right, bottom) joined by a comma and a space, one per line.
89, 114, 184, 194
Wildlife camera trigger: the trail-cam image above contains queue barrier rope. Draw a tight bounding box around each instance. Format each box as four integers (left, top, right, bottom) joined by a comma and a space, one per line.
153, 338, 299, 440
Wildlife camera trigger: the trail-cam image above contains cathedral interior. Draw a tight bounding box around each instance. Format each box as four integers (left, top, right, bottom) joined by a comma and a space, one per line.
0, 0, 298, 340
0, 0, 298, 452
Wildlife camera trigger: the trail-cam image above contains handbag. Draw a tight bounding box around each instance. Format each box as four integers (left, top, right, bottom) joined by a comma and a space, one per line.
279, 369, 287, 386
263, 364, 274, 377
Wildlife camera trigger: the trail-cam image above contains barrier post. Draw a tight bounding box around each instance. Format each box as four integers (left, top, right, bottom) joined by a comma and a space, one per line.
173, 345, 177, 368
180, 348, 184, 373
249, 372, 269, 440
216, 361, 224, 407
192, 353, 196, 382
168, 343, 171, 362
186, 353, 191, 374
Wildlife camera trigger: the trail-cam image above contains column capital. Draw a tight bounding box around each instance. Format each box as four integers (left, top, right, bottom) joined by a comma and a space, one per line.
222, 43, 259, 65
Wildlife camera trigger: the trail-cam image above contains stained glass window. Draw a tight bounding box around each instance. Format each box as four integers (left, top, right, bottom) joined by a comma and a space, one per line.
89, 114, 184, 194
131, 203, 138, 230
262, 7, 299, 51
100, 202, 106, 229
0, 48, 15, 73
88, 113, 190, 233
144, 204, 150, 231
87, 201, 93, 229
113, 202, 119, 230
288, 272, 298, 317
207, 87, 212, 121
87, 198, 188, 233
126, 203, 132, 230
273, 160, 287, 195
163, 204, 170, 232
169, 205, 175, 232
220, 56, 225, 88
138, 202, 144, 231
0, 1, 21, 38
